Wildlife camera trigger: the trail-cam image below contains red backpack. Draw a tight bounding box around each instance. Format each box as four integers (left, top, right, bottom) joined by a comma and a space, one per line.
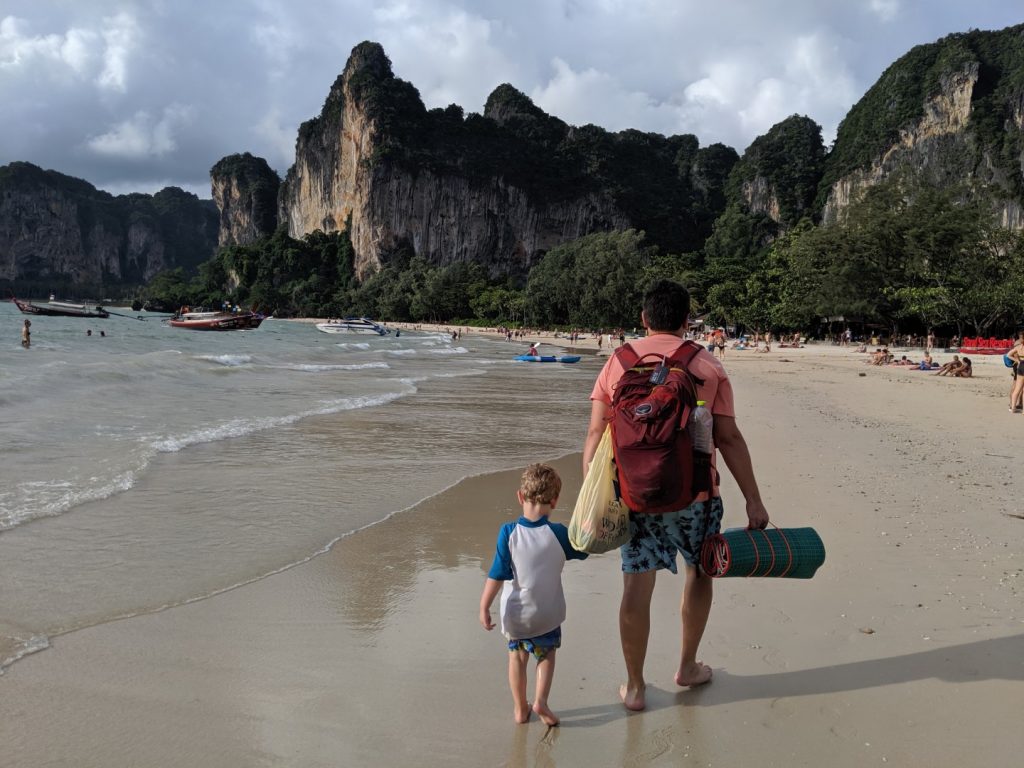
609, 341, 713, 514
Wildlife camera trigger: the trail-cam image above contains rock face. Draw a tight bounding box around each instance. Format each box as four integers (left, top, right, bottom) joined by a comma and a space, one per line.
729, 114, 825, 229
821, 26, 1024, 226
277, 42, 710, 279
0, 162, 217, 291
740, 177, 782, 223
210, 153, 280, 247
823, 64, 981, 223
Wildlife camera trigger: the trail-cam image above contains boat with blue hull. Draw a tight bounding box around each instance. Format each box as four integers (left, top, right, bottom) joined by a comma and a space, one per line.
514, 354, 581, 364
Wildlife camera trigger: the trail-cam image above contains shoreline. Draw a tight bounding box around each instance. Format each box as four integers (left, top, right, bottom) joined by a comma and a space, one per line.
286, 316, 1018, 377
2, 345, 1021, 766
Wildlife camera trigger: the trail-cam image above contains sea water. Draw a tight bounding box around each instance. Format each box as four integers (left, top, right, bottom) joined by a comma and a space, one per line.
0, 302, 594, 671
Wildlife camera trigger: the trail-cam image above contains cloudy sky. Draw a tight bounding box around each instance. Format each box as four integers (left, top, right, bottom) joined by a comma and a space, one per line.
1, 1, 1020, 198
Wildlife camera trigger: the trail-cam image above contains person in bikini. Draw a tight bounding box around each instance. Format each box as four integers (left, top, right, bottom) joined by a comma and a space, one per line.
1007, 333, 1024, 412
935, 355, 962, 376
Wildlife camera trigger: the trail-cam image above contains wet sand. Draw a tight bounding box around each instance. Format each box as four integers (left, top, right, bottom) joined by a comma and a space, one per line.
2, 344, 1022, 767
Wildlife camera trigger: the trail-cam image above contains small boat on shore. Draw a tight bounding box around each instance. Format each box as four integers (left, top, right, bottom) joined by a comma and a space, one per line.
168, 309, 265, 331
315, 317, 390, 336
514, 354, 581, 364
12, 296, 110, 318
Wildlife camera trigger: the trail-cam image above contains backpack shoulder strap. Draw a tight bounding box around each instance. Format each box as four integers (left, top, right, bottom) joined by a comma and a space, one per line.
613, 342, 641, 370
666, 340, 706, 387
666, 340, 702, 368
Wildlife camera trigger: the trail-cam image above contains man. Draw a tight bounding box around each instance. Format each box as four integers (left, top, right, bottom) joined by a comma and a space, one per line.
583, 280, 769, 711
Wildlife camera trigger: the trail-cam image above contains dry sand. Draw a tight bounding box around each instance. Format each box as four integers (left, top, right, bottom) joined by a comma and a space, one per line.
2, 341, 1022, 767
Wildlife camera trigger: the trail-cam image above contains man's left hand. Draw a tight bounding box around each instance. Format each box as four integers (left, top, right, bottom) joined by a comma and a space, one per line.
745, 499, 769, 529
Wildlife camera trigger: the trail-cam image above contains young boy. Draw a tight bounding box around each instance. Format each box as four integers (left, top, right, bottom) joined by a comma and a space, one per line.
479, 464, 588, 726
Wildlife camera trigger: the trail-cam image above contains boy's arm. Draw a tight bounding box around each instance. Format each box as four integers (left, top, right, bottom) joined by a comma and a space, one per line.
552, 523, 589, 561
480, 524, 513, 630
479, 578, 502, 630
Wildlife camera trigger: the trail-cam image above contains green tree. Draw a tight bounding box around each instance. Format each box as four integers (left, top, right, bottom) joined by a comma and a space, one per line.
526, 229, 658, 327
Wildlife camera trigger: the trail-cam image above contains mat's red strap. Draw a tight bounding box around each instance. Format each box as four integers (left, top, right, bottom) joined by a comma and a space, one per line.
757, 528, 776, 576
744, 529, 760, 576
775, 525, 794, 577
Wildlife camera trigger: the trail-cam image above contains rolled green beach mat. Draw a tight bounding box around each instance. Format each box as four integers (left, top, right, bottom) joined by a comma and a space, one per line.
701, 526, 825, 578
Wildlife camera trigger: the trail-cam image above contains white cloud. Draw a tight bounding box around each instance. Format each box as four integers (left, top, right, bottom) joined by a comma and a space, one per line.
60, 28, 100, 74
254, 107, 298, 169
96, 12, 139, 91
372, 1, 520, 111
869, 0, 900, 23
87, 104, 194, 159
532, 58, 677, 134
1, 15, 80, 72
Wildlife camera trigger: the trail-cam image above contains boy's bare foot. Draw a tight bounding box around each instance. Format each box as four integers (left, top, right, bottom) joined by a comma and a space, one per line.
532, 701, 559, 726
674, 661, 713, 687
619, 683, 646, 711
514, 704, 532, 724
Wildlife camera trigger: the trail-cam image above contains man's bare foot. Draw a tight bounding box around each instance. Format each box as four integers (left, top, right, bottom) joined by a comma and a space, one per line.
619, 683, 646, 711
532, 701, 559, 726
514, 704, 532, 724
674, 661, 713, 687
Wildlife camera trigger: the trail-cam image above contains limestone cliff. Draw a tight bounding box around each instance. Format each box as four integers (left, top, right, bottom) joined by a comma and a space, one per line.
821, 26, 1024, 226
729, 114, 825, 228
210, 153, 280, 247
0, 162, 217, 292
740, 177, 781, 223
278, 42, 716, 279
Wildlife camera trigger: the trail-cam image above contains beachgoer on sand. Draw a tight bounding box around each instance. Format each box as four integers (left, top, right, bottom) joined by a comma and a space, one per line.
479, 464, 588, 726
1007, 333, 1024, 412
582, 279, 769, 712
713, 328, 726, 359
954, 356, 973, 378
935, 355, 961, 376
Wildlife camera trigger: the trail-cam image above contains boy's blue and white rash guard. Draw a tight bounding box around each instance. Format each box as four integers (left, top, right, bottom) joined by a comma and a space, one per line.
488, 516, 588, 640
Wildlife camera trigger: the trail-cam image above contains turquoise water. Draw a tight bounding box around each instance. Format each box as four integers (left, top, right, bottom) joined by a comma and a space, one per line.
0, 301, 594, 670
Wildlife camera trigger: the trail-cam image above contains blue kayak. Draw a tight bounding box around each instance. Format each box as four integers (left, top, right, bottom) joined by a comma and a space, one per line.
514, 354, 581, 364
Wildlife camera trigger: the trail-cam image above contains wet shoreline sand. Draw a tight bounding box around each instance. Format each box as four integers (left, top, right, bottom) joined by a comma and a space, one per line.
2, 344, 1021, 767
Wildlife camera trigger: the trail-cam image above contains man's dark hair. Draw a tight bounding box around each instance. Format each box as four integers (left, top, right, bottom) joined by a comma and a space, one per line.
642, 280, 690, 332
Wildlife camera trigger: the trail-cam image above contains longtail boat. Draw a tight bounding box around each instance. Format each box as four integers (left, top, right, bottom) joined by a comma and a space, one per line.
167, 309, 265, 331
12, 296, 110, 318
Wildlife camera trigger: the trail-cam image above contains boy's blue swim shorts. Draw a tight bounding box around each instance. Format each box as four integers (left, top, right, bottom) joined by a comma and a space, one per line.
508, 626, 561, 661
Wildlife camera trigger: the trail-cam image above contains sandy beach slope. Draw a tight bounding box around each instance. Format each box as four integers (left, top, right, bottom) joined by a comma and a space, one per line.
2, 343, 1022, 768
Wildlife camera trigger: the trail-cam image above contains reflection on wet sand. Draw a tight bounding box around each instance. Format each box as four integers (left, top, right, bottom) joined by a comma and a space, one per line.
325, 460, 577, 633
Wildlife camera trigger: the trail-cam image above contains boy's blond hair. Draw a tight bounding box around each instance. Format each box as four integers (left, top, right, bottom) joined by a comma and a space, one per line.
520, 464, 562, 504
